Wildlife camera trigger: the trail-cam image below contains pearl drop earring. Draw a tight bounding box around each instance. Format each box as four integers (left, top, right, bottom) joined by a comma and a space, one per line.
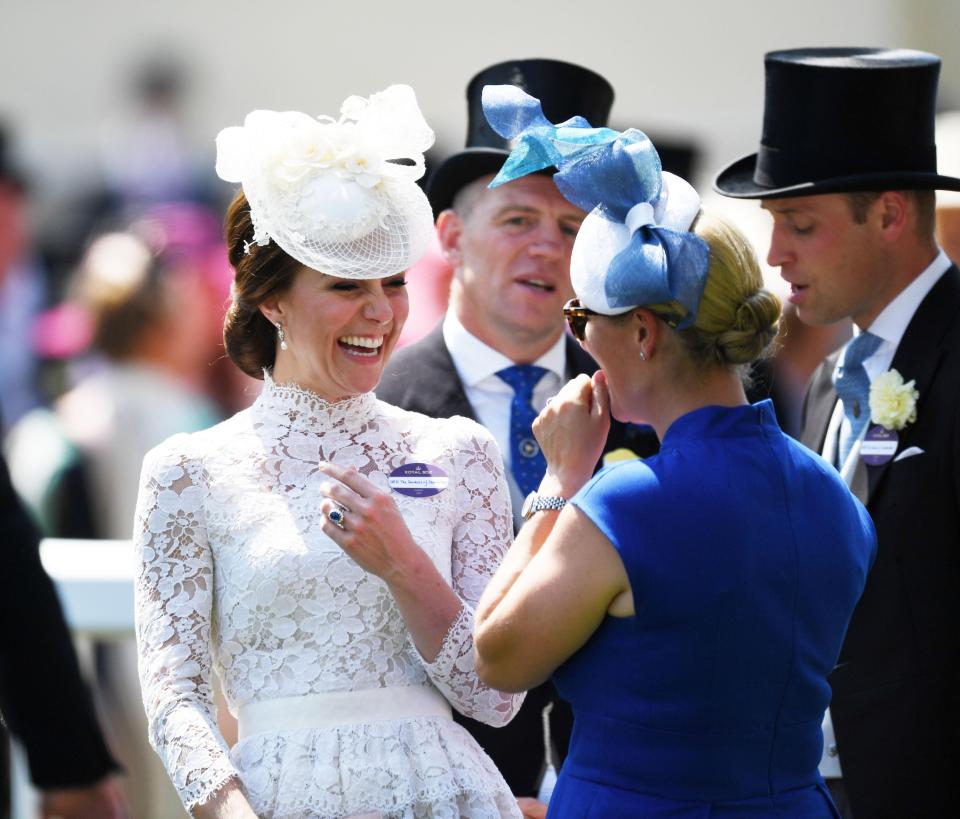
275, 322, 288, 351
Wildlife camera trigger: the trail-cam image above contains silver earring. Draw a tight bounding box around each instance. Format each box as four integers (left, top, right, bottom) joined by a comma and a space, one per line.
639, 349, 646, 361
275, 322, 288, 351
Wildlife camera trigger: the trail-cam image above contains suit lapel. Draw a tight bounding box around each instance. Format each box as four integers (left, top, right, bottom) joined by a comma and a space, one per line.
800, 351, 841, 456
411, 325, 478, 421
801, 354, 874, 503
865, 265, 960, 502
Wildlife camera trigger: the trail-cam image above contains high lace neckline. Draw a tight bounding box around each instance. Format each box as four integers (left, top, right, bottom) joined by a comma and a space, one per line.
253, 370, 379, 434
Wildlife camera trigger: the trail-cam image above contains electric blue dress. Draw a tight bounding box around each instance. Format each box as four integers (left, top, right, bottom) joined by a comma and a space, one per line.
549, 401, 876, 818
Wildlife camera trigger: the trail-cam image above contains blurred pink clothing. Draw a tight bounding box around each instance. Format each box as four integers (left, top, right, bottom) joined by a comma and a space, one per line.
397, 233, 452, 348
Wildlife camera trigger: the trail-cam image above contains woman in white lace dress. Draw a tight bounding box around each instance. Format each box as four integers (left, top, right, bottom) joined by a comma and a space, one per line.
133, 86, 524, 819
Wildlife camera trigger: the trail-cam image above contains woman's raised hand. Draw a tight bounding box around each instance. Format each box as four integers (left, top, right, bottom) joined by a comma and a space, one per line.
534, 370, 611, 498
318, 461, 420, 582
317, 460, 464, 663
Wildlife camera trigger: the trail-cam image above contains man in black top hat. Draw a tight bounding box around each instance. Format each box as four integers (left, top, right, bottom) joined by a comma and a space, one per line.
378, 59, 659, 813
715, 47, 960, 819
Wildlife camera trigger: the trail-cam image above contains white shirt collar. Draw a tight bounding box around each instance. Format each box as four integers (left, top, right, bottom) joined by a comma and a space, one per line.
865, 248, 952, 346
442, 311, 567, 388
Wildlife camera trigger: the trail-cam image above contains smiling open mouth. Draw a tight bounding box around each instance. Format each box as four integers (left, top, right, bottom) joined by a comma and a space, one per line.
337, 335, 384, 357
518, 278, 555, 292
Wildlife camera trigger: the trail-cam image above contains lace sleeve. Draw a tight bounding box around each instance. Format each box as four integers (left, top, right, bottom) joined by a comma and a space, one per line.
420, 425, 525, 726
133, 438, 238, 811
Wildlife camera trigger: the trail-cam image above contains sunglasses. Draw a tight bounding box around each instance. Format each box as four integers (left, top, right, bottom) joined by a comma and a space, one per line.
563, 298, 596, 342
563, 298, 683, 342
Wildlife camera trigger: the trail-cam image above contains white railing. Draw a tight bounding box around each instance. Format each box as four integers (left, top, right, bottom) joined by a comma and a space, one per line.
11, 539, 134, 819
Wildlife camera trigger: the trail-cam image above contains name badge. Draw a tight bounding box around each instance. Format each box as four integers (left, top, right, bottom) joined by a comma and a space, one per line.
388, 463, 449, 497
861, 425, 898, 466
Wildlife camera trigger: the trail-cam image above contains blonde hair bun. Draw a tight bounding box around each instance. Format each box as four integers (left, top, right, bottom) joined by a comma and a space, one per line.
648, 211, 782, 368
715, 287, 781, 365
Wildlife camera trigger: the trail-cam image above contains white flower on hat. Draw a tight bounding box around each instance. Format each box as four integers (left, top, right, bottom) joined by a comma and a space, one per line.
215, 85, 435, 279
869, 368, 918, 431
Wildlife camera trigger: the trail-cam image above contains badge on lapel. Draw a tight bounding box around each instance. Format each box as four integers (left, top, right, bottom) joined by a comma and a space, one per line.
388, 463, 449, 497
864, 368, 919, 465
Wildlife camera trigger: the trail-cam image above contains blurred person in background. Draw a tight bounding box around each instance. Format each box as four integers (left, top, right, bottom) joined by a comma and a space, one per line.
935, 111, 960, 262
378, 60, 660, 818
0, 129, 125, 817
7, 205, 227, 539
0, 123, 48, 429
36, 54, 220, 322
6, 206, 231, 819
473, 86, 875, 819
99, 55, 210, 210
715, 48, 960, 818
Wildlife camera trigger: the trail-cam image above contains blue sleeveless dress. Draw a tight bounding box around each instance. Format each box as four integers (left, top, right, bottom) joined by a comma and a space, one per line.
548, 401, 876, 818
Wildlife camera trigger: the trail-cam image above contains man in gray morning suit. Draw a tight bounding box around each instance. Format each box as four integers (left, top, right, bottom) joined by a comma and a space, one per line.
715, 48, 960, 819
377, 59, 659, 814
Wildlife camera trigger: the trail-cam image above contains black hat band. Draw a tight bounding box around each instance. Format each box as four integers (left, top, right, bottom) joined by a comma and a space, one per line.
754, 141, 938, 189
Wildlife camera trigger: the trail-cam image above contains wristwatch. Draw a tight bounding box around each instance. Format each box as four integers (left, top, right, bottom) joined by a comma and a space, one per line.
521, 492, 567, 521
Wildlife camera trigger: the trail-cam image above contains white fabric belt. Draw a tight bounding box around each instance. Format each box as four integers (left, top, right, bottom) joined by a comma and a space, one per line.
237, 685, 453, 739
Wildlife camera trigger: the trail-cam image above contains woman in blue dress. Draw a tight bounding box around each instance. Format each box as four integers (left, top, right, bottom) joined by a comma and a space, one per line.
473, 86, 877, 818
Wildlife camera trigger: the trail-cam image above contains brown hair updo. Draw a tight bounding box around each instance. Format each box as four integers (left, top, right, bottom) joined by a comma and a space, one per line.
222, 190, 302, 378
648, 212, 781, 369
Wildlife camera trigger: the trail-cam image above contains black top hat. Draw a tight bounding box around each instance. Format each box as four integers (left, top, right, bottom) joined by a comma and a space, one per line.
714, 48, 960, 199
426, 58, 614, 214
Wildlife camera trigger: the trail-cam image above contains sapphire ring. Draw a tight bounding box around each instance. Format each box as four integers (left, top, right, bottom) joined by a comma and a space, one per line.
328, 506, 347, 529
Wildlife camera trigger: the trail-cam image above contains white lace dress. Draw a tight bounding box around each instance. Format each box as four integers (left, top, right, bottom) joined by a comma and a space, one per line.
134, 374, 524, 818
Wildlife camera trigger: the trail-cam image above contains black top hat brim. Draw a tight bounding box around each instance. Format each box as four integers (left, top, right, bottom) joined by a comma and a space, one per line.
427, 147, 554, 215
714, 151, 960, 200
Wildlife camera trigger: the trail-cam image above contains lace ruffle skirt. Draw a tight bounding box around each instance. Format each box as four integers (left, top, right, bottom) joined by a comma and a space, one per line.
231, 715, 520, 818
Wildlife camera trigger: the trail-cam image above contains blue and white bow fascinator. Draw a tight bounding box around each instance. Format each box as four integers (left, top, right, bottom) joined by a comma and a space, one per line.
483, 85, 709, 323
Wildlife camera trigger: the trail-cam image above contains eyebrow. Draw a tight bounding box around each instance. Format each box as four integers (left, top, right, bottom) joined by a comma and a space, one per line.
491, 203, 584, 223
492, 204, 538, 217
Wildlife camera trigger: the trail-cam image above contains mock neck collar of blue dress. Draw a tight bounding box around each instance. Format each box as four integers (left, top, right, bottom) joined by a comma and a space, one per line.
253, 369, 379, 435
660, 400, 778, 449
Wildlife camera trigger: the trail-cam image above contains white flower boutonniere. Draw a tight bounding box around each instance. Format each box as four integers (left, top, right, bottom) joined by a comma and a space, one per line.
869, 369, 919, 431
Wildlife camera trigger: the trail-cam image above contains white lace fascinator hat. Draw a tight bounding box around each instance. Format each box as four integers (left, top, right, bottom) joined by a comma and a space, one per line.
215, 85, 435, 279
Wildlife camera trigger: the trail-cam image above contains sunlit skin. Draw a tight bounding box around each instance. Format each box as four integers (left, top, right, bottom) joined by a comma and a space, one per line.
259, 268, 409, 401
762, 192, 937, 330
578, 311, 650, 426
439, 174, 585, 363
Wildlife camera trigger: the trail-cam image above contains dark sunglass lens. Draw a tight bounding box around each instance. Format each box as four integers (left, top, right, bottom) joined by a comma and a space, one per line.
564, 300, 590, 342
570, 315, 586, 341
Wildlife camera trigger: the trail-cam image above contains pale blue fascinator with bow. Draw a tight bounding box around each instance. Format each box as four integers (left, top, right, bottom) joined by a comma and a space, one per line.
482, 85, 709, 325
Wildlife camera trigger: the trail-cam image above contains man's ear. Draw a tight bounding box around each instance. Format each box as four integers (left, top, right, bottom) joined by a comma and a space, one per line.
436, 209, 464, 267
877, 191, 909, 240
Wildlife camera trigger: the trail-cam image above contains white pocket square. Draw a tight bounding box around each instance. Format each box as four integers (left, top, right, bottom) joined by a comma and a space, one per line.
893, 446, 925, 462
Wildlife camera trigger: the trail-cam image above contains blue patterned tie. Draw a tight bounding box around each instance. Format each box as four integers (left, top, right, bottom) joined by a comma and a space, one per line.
834, 331, 883, 465
496, 365, 549, 497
